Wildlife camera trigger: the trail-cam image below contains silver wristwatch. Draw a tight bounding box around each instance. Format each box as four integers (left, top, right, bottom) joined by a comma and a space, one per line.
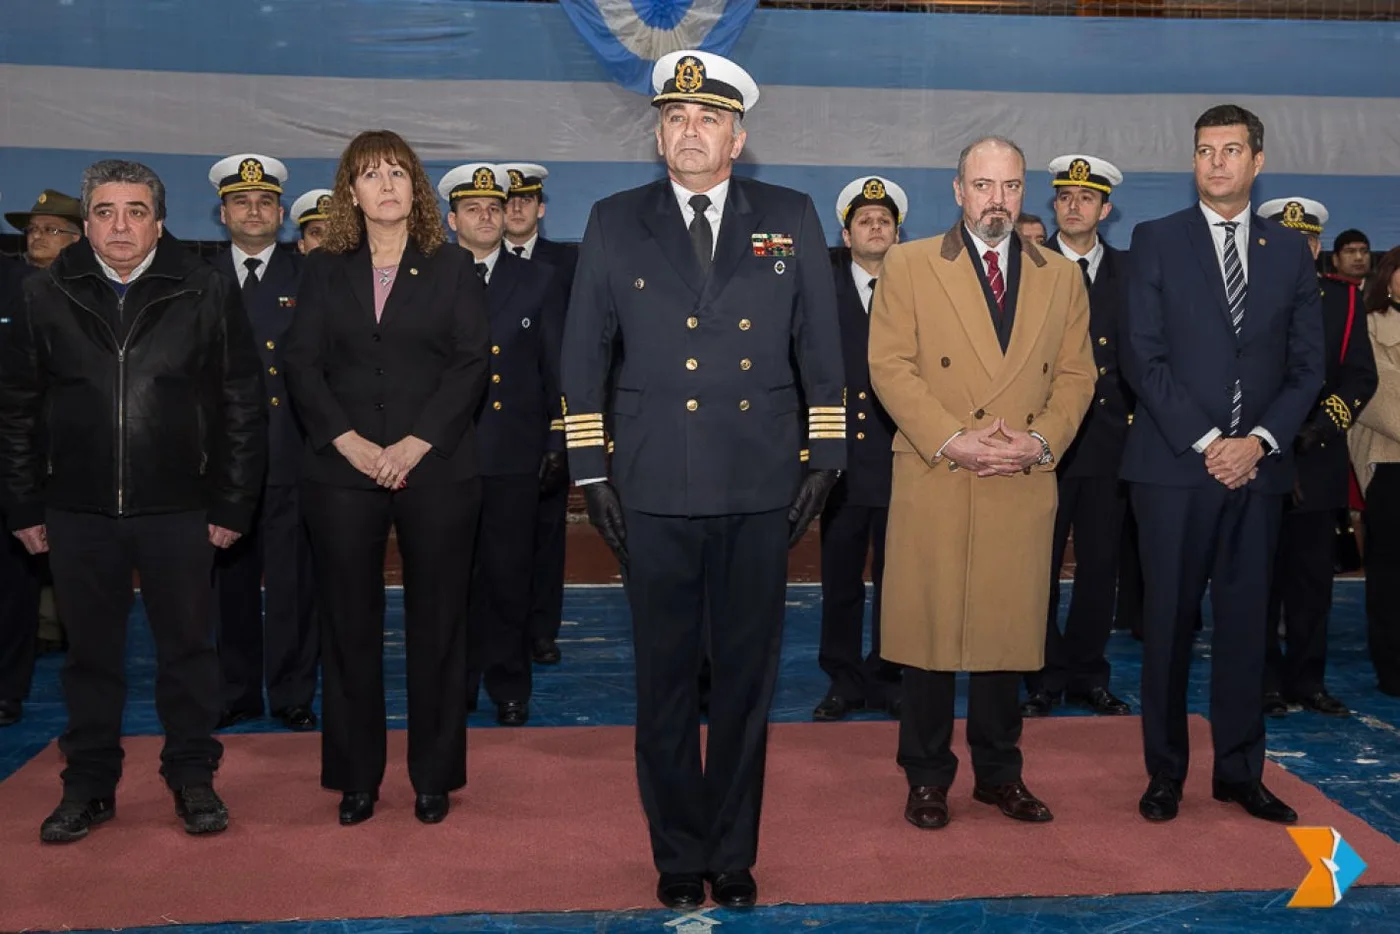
1028, 431, 1054, 466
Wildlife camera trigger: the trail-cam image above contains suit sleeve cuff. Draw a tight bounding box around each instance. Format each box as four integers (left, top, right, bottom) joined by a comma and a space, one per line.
1249, 426, 1280, 456
1192, 428, 1223, 454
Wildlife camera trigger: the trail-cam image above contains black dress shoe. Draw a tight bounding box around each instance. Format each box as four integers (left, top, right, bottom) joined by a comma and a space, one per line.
1139, 773, 1182, 822
1296, 691, 1349, 717
496, 700, 529, 726
216, 708, 261, 729
708, 869, 758, 908
40, 797, 115, 843
1212, 779, 1298, 824
339, 791, 377, 825
1263, 692, 1288, 718
531, 637, 562, 665
904, 785, 950, 829
415, 793, 449, 824
1019, 690, 1056, 717
273, 705, 318, 731
0, 699, 21, 727
884, 693, 903, 719
656, 872, 705, 909
972, 781, 1054, 822
1067, 686, 1131, 715
812, 694, 862, 722
172, 784, 229, 835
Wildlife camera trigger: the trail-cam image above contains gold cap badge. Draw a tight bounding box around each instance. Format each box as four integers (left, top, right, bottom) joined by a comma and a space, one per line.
675, 57, 705, 93
862, 178, 886, 201
1068, 158, 1090, 183
240, 158, 265, 183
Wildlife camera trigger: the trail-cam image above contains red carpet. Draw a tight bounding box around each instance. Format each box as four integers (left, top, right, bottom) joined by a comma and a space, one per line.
1, 716, 1398, 930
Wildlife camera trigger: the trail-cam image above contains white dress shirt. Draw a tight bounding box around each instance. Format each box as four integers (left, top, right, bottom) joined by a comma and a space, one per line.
1190, 202, 1276, 455
474, 244, 503, 284
505, 233, 537, 260
96, 246, 157, 285
672, 177, 729, 259
231, 242, 278, 287
1054, 236, 1104, 284
852, 260, 878, 313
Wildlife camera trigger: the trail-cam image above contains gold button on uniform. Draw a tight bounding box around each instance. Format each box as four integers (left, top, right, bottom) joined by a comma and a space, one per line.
1099, 365, 1107, 375
740, 358, 751, 370
857, 412, 866, 420
1098, 337, 1108, 346
685, 358, 698, 370
856, 431, 865, 440
265, 340, 275, 350
492, 345, 501, 355
686, 399, 698, 412
1098, 397, 1107, 406
492, 374, 502, 384
268, 366, 277, 375
738, 319, 751, 331
858, 391, 867, 400
687, 316, 698, 329
493, 401, 503, 411
270, 396, 280, 407
739, 400, 750, 411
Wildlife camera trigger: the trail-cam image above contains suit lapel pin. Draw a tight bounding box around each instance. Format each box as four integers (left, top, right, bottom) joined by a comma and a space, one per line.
634, 278, 645, 290
521, 317, 532, 329
774, 260, 786, 275
409, 267, 419, 275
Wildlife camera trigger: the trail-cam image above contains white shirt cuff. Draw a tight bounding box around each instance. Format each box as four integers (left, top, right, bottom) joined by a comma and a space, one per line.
1249, 427, 1279, 454
575, 477, 607, 486
936, 430, 964, 459
1193, 428, 1223, 454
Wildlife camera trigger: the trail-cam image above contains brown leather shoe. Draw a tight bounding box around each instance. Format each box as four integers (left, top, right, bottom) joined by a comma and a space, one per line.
972, 781, 1054, 822
904, 785, 950, 829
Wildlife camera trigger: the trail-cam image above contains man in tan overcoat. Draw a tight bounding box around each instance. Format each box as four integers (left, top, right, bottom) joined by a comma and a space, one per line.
869, 136, 1095, 830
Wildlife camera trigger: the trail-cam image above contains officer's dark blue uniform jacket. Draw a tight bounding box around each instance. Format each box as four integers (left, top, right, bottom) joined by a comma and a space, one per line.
214, 247, 303, 486
476, 248, 566, 477
1044, 233, 1134, 479
561, 176, 847, 517
829, 248, 894, 508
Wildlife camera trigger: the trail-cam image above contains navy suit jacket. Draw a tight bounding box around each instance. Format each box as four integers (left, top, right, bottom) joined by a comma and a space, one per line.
476, 249, 566, 477
1119, 206, 1325, 495
213, 247, 304, 486
829, 249, 895, 507
1045, 234, 1134, 479
530, 236, 578, 299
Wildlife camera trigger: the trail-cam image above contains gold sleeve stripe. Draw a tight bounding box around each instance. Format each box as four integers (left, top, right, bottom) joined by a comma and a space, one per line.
567, 439, 606, 449
808, 406, 845, 415
549, 419, 565, 431
799, 448, 810, 462
1323, 394, 1353, 430
607, 440, 615, 454
567, 429, 606, 441
808, 415, 846, 424
564, 413, 605, 424
808, 430, 846, 440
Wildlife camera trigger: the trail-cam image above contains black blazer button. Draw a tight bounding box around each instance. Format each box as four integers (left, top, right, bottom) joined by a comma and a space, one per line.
376, 368, 385, 376
375, 402, 384, 411
372, 333, 382, 342
941, 357, 951, 368
974, 409, 985, 419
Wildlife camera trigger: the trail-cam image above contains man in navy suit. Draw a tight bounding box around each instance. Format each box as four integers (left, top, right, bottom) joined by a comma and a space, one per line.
207, 154, 318, 733
1024, 154, 1133, 718
561, 50, 845, 909
811, 175, 906, 722
1122, 105, 1325, 824
440, 162, 565, 727
499, 162, 577, 666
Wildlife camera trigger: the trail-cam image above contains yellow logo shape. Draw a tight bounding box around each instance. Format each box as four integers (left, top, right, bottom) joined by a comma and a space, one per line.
240, 159, 264, 183
862, 178, 886, 201
1068, 158, 1091, 183
316, 194, 332, 213
1283, 201, 1305, 225
1288, 826, 1366, 908
472, 167, 496, 191
508, 169, 525, 188
675, 57, 705, 93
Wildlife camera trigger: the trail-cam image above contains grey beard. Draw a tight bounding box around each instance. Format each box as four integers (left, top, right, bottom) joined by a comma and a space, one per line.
975, 213, 1011, 243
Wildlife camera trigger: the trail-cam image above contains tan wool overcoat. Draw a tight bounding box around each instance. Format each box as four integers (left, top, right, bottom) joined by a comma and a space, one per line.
869, 223, 1096, 672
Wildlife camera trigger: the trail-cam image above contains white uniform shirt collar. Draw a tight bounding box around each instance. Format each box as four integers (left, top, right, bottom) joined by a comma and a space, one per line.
231, 242, 277, 285
1055, 235, 1105, 283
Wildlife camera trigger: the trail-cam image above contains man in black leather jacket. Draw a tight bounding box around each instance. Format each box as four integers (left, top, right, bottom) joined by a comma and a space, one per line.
0, 159, 267, 844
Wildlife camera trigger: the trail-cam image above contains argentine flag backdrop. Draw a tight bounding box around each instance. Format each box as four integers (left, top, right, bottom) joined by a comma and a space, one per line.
2, 0, 1398, 248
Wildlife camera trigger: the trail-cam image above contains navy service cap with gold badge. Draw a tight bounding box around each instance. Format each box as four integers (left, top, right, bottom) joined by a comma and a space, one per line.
651, 50, 759, 116
836, 176, 909, 229
500, 163, 548, 198
290, 188, 334, 228
437, 163, 508, 204
1260, 197, 1329, 235
209, 154, 288, 198
1048, 154, 1123, 197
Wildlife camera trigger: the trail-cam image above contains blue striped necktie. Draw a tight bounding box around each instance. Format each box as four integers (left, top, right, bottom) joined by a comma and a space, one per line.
1217, 220, 1246, 431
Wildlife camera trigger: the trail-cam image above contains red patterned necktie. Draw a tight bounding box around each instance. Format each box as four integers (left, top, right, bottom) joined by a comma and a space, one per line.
983, 249, 1005, 314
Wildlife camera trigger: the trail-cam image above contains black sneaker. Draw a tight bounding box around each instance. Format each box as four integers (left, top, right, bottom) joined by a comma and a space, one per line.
173, 784, 229, 835
40, 797, 115, 843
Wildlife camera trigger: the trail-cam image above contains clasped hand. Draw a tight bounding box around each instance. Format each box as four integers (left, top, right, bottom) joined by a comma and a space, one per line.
943, 419, 1043, 477
334, 431, 431, 489
1204, 437, 1262, 490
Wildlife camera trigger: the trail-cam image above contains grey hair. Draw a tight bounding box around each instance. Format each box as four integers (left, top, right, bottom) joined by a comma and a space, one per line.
80, 159, 167, 220
656, 105, 745, 140
956, 136, 1026, 181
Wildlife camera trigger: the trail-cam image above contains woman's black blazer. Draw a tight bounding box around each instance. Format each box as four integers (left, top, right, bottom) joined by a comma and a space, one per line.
284, 238, 489, 489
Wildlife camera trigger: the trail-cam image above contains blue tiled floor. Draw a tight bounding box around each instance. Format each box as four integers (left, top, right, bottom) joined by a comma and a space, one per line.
3, 580, 1399, 932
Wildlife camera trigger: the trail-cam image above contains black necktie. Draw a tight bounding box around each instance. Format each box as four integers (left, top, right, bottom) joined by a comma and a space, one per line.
475, 262, 488, 284
512, 246, 525, 258
1077, 257, 1091, 292
867, 277, 877, 313
242, 257, 262, 304
688, 194, 713, 273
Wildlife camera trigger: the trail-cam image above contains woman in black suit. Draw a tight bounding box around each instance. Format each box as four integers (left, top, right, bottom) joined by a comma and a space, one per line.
284, 130, 489, 826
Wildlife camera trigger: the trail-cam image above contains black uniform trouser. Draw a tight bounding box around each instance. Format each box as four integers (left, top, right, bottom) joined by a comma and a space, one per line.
0, 527, 42, 703
467, 474, 538, 706
528, 484, 568, 643
818, 501, 899, 706
214, 483, 318, 714
1366, 464, 1400, 692
898, 669, 1022, 787
46, 509, 221, 799
623, 507, 788, 876
1115, 503, 1144, 635
1265, 507, 1335, 698
1133, 483, 1281, 785
303, 480, 480, 795
1028, 476, 1125, 697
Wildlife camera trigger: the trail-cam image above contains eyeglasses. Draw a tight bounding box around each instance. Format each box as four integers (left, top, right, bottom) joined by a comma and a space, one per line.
25, 225, 80, 239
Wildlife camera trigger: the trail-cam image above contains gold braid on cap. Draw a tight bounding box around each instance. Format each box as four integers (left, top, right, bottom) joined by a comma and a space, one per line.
1322, 394, 1353, 431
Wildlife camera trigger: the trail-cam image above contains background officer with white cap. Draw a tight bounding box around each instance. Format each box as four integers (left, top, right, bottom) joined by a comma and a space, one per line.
290, 188, 333, 255
207, 153, 318, 733
1024, 154, 1134, 718
812, 175, 907, 723
562, 49, 845, 910
1259, 196, 1376, 718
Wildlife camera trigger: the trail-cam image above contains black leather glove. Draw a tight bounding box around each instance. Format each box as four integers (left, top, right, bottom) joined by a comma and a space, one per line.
1295, 419, 1331, 455
787, 469, 840, 548
582, 481, 628, 567
539, 450, 569, 497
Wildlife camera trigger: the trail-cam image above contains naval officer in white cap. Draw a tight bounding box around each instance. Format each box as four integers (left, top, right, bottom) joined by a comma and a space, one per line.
290, 188, 333, 254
